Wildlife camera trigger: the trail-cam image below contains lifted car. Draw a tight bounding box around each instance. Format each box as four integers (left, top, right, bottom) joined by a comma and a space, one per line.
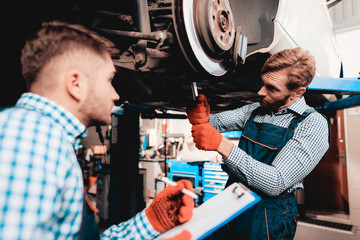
1, 0, 343, 112
75, 0, 342, 113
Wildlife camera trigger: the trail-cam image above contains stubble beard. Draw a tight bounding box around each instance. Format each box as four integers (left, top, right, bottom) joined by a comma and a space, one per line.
260, 94, 291, 112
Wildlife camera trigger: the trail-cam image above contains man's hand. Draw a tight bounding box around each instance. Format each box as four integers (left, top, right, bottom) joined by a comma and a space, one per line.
186, 94, 210, 125
146, 179, 194, 232
191, 123, 223, 151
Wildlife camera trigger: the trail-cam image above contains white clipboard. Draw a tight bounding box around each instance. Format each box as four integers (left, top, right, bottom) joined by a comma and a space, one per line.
156, 182, 261, 240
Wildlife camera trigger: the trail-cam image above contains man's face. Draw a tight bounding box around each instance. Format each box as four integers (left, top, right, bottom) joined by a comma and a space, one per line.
257, 69, 296, 112
83, 54, 119, 126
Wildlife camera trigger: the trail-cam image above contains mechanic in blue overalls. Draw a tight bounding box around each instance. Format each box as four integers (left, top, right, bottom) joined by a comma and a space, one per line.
186, 47, 330, 240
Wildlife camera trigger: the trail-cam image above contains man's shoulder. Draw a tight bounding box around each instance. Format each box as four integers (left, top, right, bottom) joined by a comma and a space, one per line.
298, 110, 329, 128
0, 106, 35, 123
0, 106, 65, 136
238, 102, 260, 113
303, 109, 327, 120
1, 106, 46, 122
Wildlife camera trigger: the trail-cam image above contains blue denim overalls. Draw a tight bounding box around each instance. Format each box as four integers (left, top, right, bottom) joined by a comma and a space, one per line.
206, 107, 319, 240
78, 191, 100, 240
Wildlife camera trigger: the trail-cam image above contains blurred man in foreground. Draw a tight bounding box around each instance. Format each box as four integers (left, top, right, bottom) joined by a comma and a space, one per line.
0, 21, 193, 240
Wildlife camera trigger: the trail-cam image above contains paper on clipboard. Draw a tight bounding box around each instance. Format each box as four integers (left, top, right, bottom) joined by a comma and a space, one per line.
156, 182, 261, 240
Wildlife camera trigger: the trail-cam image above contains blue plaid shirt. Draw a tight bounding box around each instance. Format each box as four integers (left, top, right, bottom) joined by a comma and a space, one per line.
209, 97, 329, 196
0, 93, 158, 239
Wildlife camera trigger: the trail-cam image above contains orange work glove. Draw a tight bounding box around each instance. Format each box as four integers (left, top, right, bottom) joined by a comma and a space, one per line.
191, 123, 223, 151
159, 230, 192, 240
146, 179, 194, 232
186, 94, 210, 125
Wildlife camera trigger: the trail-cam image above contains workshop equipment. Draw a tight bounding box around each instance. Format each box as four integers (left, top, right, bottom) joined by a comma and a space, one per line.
167, 160, 203, 203
202, 162, 229, 202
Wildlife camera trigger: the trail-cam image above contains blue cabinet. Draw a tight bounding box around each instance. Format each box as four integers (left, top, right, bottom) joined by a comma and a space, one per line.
202, 162, 229, 202
167, 160, 203, 202
167, 160, 229, 203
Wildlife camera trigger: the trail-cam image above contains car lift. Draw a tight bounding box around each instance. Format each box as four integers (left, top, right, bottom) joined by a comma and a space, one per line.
308, 76, 360, 112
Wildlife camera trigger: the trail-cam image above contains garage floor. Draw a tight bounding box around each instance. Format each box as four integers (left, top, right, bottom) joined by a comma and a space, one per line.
295, 222, 360, 240
295, 210, 360, 240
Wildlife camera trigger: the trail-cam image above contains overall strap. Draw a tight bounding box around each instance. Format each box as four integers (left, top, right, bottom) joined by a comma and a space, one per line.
248, 106, 263, 121
79, 189, 100, 240
287, 108, 317, 130
287, 108, 331, 158
248, 107, 316, 132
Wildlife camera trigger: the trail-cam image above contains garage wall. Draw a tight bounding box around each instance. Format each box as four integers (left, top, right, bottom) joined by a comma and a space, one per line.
141, 115, 221, 162
344, 108, 360, 225
329, 0, 360, 226
168, 118, 222, 162
329, 0, 360, 33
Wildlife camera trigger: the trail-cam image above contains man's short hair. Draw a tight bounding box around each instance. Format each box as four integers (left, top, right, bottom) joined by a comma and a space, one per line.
261, 47, 316, 90
21, 21, 119, 88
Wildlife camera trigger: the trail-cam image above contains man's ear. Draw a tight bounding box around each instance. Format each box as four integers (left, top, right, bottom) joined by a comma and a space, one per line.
295, 87, 306, 98
65, 70, 85, 101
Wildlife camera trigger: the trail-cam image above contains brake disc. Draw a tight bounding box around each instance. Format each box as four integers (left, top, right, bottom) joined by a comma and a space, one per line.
173, 0, 235, 77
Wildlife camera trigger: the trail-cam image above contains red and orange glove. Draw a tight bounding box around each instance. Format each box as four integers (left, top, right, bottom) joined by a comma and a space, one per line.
186, 94, 210, 125
159, 230, 192, 240
146, 179, 194, 232
191, 123, 223, 151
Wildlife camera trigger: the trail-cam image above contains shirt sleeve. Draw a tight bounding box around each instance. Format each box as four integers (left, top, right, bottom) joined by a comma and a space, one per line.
223, 112, 329, 196
209, 103, 258, 132
100, 210, 159, 240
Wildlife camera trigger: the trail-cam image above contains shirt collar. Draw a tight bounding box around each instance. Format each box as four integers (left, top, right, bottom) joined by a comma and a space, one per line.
282, 96, 310, 116
15, 92, 88, 151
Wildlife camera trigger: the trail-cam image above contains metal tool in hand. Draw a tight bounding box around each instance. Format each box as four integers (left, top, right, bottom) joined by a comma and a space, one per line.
191, 82, 198, 100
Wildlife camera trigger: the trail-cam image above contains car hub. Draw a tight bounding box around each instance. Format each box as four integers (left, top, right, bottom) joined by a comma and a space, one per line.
173, 0, 235, 76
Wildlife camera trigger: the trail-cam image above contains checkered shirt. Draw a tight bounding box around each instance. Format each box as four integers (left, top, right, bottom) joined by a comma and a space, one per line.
100, 211, 159, 239
0, 93, 158, 239
209, 97, 329, 196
